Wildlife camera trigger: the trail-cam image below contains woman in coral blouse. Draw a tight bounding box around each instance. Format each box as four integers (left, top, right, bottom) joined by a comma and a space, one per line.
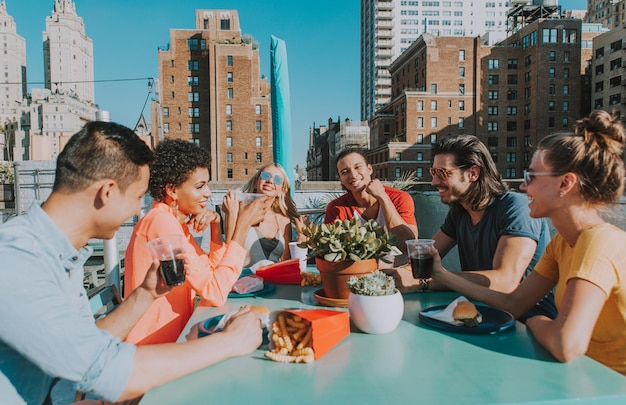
123, 139, 270, 345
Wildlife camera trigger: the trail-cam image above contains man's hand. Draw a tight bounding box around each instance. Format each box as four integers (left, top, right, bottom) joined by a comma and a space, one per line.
139, 258, 173, 300
221, 305, 263, 356
365, 178, 386, 200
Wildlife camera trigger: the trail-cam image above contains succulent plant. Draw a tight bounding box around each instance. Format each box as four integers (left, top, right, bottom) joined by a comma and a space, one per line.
298, 218, 401, 262
347, 270, 397, 296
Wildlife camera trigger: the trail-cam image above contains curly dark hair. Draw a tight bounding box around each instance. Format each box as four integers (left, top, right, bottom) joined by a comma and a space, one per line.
149, 139, 210, 201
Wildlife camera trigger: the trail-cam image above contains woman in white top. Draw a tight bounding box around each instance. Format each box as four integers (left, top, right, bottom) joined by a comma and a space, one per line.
223, 163, 306, 268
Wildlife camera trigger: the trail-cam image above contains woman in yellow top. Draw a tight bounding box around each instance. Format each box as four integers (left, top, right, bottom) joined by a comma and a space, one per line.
123, 139, 270, 345
431, 110, 626, 375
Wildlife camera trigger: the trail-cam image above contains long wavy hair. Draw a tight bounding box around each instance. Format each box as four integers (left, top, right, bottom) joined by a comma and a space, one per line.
242, 163, 300, 222
432, 134, 507, 211
537, 110, 625, 205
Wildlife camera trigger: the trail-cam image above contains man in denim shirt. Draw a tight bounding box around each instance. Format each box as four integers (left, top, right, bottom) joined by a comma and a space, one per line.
0, 122, 263, 403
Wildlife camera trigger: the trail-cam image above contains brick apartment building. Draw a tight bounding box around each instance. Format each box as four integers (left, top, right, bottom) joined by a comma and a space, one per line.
368, 16, 585, 181
152, 10, 272, 181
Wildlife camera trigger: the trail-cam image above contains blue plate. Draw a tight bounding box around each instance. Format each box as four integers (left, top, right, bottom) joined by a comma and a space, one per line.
419, 305, 515, 334
228, 281, 276, 298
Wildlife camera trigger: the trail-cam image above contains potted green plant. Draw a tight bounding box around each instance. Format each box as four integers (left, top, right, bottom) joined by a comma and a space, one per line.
347, 270, 404, 334
299, 218, 401, 302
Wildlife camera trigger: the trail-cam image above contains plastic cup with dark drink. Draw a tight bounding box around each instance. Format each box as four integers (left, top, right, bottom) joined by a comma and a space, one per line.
147, 234, 186, 286
406, 239, 436, 279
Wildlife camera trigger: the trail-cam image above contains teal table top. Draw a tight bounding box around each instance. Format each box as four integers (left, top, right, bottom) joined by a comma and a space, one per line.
141, 284, 626, 404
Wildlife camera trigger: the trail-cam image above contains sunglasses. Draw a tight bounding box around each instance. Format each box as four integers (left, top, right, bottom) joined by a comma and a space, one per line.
429, 166, 464, 180
260, 171, 284, 185
523, 170, 563, 186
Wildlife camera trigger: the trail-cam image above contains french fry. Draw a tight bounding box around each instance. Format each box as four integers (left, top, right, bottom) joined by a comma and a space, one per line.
264, 311, 314, 364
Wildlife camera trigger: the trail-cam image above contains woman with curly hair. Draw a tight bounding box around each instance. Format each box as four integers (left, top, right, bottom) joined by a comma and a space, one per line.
431, 110, 626, 374
123, 139, 270, 345
222, 163, 306, 268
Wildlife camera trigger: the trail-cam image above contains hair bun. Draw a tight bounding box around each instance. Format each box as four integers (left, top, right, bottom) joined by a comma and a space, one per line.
576, 110, 626, 153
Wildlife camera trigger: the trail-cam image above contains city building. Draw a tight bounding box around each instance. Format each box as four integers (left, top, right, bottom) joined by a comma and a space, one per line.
369, 7, 585, 180
369, 35, 487, 181
585, 0, 626, 28
152, 9, 272, 182
360, 0, 510, 122
0, 0, 98, 161
591, 24, 626, 122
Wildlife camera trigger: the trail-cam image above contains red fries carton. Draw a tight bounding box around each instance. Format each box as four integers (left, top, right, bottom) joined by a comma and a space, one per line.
283, 309, 350, 360
256, 259, 302, 284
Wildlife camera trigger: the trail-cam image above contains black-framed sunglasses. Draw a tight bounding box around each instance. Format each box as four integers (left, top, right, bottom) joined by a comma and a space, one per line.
522, 170, 563, 186
260, 171, 284, 185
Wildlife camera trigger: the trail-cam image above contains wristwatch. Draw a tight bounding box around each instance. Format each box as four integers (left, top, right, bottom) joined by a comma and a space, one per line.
419, 278, 430, 292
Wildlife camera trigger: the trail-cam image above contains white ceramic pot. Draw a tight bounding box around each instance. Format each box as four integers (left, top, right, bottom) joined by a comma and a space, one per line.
348, 291, 404, 334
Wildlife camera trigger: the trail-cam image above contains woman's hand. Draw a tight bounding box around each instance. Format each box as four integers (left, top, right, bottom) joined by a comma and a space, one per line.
221, 190, 239, 219
190, 209, 221, 233
294, 215, 310, 242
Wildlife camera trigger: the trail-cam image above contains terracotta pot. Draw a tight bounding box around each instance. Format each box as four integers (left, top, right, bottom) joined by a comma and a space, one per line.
315, 258, 378, 299
348, 291, 404, 334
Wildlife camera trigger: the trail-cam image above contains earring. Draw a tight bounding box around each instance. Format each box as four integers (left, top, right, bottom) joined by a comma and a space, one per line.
170, 200, 178, 216
559, 191, 564, 197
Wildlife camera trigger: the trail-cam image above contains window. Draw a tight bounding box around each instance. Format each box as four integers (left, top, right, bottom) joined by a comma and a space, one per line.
188, 107, 199, 118
188, 92, 199, 102
595, 81, 604, 92
188, 76, 199, 86
431, 83, 438, 94
488, 59, 499, 69
507, 90, 517, 101
227, 152, 233, 163
525, 55, 532, 66
459, 100, 465, 111
459, 50, 465, 61
431, 117, 437, 128
170, 75, 175, 84
549, 84, 556, 95
431, 100, 437, 111
543, 28, 557, 43
524, 72, 531, 82
221, 19, 231, 30
507, 59, 518, 69
549, 68, 555, 78
256, 152, 262, 163
563, 29, 577, 43
226, 105, 232, 115
395, 152, 401, 161
227, 168, 233, 179
227, 88, 233, 99
417, 134, 424, 144
188, 60, 199, 70
505, 152, 516, 162
548, 117, 555, 128
227, 55, 233, 66
226, 120, 232, 131
505, 168, 517, 178
562, 118, 569, 127
417, 117, 424, 128
227, 72, 233, 82
487, 122, 498, 131
395, 167, 401, 179
416, 167, 423, 178
458, 117, 465, 128
488, 106, 498, 115
417, 100, 424, 111
226, 137, 233, 147
491, 152, 498, 163
459, 67, 465, 77
256, 121, 262, 131
563, 85, 569, 95
430, 134, 437, 144
563, 101, 569, 111
507, 137, 517, 147
163, 123, 169, 133
256, 137, 262, 147
610, 93, 622, 105
563, 68, 569, 79
488, 137, 498, 147
488, 75, 499, 85
171, 91, 175, 99
255, 104, 262, 115
548, 101, 555, 111
417, 152, 423, 161
507, 122, 517, 131
524, 104, 531, 114
596, 64, 604, 75
549, 51, 556, 61
610, 58, 622, 71
163, 107, 169, 118
488, 90, 499, 100
507, 106, 517, 116
189, 123, 200, 133
187, 39, 198, 50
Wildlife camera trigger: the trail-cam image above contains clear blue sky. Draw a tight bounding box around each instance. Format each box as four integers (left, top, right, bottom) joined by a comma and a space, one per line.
6, 0, 587, 168
6, 0, 360, 168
